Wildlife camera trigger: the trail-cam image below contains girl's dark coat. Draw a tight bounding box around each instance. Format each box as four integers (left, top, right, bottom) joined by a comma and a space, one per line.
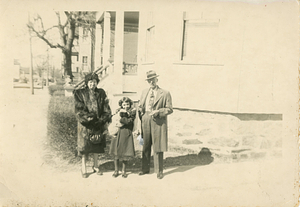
109, 108, 136, 158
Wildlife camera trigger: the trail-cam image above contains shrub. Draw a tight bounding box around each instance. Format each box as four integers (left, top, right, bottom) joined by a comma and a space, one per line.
47, 95, 78, 162
55, 79, 66, 85
53, 90, 65, 96
48, 85, 64, 96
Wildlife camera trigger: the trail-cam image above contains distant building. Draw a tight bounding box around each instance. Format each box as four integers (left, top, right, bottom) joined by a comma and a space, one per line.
13, 59, 20, 80
71, 24, 96, 82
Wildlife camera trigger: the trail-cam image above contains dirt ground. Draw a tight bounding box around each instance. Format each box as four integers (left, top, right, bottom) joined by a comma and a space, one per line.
0, 88, 297, 207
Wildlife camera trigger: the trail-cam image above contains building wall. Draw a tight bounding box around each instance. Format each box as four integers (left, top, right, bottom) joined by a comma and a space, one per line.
137, 1, 298, 114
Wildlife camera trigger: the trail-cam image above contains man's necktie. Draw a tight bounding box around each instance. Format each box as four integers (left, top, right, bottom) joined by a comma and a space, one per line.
148, 90, 154, 111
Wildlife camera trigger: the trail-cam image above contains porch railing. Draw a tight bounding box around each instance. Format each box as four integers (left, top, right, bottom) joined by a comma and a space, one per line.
123, 62, 138, 75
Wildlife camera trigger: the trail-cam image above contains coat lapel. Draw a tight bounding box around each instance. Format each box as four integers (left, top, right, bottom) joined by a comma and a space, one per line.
153, 87, 163, 107
83, 88, 90, 104
94, 88, 100, 101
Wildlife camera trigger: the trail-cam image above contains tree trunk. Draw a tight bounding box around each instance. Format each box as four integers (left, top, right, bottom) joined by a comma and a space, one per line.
61, 51, 72, 80
63, 50, 73, 80
91, 25, 96, 72
61, 19, 76, 82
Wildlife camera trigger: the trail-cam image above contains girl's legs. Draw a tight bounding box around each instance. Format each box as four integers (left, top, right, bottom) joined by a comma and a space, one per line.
122, 160, 128, 178
112, 159, 119, 177
81, 154, 87, 178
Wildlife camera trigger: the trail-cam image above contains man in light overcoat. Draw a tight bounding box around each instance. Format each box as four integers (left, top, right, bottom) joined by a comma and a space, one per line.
138, 70, 173, 179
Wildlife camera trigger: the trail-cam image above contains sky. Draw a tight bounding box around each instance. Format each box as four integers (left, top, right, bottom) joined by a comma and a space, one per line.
0, 0, 64, 80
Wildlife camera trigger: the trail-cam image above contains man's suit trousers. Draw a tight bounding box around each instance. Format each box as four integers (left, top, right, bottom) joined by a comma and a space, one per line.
141, 112, 163, 173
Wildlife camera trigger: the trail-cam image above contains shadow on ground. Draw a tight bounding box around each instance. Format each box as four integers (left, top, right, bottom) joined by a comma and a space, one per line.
43, 134, 214, 176
99, 147, 214, 175
45, 130, 281, 176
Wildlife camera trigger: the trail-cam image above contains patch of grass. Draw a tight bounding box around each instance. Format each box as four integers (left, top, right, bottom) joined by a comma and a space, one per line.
46, 95, 79, 163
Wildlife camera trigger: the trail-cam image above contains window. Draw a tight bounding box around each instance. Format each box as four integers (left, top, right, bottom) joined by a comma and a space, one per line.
82, 56, 89, 72
82, 28, 89, 41
181, 12, 220, 64
82, 56, 88, 64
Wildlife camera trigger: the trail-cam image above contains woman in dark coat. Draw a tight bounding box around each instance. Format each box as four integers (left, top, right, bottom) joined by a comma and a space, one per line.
74, 73, 112, 178
109, 97, 136, 178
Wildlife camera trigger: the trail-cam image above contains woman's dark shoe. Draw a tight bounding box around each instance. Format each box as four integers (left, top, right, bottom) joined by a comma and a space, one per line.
138, 171, 149, 176
81, 171, 88, 178
112, 171, 119, 178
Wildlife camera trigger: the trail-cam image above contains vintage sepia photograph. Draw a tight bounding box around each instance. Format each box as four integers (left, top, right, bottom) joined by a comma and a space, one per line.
0, 0, 299, 206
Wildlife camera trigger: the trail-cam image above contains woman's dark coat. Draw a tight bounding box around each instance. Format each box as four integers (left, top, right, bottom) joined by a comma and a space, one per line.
74, 87, 112, 155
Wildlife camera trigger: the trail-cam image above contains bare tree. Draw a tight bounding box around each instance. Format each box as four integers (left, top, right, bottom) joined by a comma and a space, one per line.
35, 56, 47, 78
27, 11, 96, 82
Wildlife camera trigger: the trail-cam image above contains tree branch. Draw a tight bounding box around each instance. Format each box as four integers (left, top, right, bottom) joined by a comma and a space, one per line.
64, 11, 71, 27
55, 12, 62, 26
44, 25, 59, 33
56, 11, 67, 46
27, 24, 65, 50
33, 14, 45, 31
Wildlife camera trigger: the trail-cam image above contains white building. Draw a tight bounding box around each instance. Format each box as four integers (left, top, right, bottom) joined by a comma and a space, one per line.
78, 2, 297, 116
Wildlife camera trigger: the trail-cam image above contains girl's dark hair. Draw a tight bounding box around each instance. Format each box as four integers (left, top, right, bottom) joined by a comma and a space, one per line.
118, 97, 133, 108
84, 73, 100, 86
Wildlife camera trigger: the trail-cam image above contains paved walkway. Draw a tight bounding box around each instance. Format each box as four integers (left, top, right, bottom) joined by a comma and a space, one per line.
0, 88, 297, 207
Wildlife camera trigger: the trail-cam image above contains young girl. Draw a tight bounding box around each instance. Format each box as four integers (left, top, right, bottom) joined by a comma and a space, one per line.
109, 97, 136, 178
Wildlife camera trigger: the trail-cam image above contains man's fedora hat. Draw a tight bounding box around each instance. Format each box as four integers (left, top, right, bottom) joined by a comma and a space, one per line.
145, 70, 159, 80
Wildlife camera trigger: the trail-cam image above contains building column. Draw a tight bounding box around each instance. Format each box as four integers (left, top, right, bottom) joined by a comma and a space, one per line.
136, 11, 147, 93
112, 11, 124, 94
102, 11, 111, 65
95, 22, 102, 69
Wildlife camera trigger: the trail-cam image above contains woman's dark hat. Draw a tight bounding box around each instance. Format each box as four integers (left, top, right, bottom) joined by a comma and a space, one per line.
145, 70, 159, 80
85, 73, 100, 85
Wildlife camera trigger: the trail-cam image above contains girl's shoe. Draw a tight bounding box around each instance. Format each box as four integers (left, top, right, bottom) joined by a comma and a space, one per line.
122, 172, 128, 178
92, 167, 103, 176
112, 171, 119, 178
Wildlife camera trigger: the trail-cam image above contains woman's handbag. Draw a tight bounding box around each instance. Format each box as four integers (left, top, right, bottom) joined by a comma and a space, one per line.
88, 129, 105, 144
89, 133, 103, 144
